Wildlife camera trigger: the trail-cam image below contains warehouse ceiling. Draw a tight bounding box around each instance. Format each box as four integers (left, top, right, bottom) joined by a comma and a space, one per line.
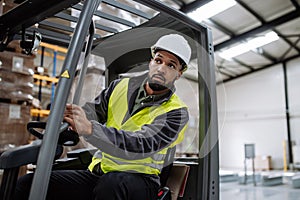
162, 0, 300, 83
1, 0, 300, 84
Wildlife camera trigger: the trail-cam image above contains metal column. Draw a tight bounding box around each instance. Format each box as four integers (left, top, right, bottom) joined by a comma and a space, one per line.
283, 61, 293, 168
28, 0, 101, 199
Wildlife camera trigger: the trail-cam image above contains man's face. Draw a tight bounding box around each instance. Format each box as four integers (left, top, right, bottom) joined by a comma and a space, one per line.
148, 50, 182, 90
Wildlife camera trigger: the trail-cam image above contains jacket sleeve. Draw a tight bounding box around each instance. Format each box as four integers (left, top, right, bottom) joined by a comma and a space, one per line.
82, 79, 120, 124
83, 107, 189, 160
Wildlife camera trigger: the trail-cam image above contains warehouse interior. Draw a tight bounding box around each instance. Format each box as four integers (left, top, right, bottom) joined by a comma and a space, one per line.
1, 0, 300, 199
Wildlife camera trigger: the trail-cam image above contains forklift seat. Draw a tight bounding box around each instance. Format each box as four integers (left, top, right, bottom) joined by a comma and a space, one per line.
0, 142, 189, 200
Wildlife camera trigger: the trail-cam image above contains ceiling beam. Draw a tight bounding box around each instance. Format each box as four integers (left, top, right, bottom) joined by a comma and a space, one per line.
207, 19, 235, 37
290, 0, 300, 10
234, 0, 274, 63
39, 21, 74, 33
276, 32, 300, 54
231, 58, 254, 71
216, 67, 235, 78
219, 53, 300, 84
236, 0, 300, 54
217, 65, 239, 76
255, 48, 278, 62
236, 0, 265, 22
214, 10, 300, 51
279, 37, 300, 60
180, 0, 212, 13
169, 0, 185, 7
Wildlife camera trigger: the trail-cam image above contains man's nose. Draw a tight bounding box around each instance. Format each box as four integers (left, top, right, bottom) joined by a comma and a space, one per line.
157, 64, 167, 73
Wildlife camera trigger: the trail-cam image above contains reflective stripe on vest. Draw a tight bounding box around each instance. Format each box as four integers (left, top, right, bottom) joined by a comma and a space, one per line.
88, 78, 188, 175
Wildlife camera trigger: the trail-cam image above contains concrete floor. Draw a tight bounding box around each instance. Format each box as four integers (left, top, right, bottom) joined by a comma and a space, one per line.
220, 183, 300, 200
220, 170, 300, 200
221, 181, 300, 200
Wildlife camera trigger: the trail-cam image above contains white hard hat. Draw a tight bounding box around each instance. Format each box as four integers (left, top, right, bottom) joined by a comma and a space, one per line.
151, 34, 191, 71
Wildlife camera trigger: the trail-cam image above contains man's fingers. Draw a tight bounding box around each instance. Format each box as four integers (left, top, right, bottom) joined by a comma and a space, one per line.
63, 117, 76, 130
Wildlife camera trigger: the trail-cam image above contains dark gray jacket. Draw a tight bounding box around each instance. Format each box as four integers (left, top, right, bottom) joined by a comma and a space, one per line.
82, 73, 189, 160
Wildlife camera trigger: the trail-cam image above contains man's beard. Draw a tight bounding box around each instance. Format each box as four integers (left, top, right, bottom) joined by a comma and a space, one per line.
148, 82, 168, 91
147, 75, 175, 91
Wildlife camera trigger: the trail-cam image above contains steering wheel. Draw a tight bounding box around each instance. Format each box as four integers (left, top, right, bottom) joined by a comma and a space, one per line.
27, 121, 80, 146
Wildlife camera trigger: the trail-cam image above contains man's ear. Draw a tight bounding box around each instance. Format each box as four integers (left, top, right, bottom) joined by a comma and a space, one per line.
176, 71, 183, 80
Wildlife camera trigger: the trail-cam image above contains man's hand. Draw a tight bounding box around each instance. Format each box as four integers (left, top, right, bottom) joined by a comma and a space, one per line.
64, 104, 92, 136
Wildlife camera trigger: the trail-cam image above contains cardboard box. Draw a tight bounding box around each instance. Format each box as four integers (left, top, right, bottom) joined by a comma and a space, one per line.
255, 155, 272, 170
0, 0, 3, 16
2, 0, 18, 14
0, 69, 33, 101
0, 51, 35, 75
0, 102, 31, 151
6, 40, 23, 53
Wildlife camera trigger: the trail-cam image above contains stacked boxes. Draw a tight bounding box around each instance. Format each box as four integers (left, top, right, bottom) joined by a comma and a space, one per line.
0, 49, 35, 152
2, 0, 18, 14
0, 2, 35, 181
0, 102, 31, 149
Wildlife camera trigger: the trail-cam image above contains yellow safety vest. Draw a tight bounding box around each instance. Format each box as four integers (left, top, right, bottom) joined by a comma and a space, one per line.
88, 78, 188, 175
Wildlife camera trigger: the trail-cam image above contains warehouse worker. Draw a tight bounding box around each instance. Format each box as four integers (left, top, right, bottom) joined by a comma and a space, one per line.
15, 33, 192, 200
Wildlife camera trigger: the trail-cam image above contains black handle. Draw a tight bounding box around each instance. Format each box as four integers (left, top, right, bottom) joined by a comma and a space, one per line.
27, 121, 79, 146
27, 121, 46, 139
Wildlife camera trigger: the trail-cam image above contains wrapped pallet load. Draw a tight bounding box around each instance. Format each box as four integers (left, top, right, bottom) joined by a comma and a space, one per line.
0, 48, 35, 152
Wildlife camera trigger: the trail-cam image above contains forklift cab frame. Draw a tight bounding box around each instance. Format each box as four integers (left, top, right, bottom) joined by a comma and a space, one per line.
0, 0, 219, 199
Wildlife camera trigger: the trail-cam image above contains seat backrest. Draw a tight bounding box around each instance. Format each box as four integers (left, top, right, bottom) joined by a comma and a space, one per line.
166, 163, 190, 200
159, 147, 176, 187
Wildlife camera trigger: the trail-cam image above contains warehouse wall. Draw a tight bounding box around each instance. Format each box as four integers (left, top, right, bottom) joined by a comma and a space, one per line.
218, 57, 300, 170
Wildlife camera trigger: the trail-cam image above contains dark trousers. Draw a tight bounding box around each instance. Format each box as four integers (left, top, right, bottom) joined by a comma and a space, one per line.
14, 170, 159, 200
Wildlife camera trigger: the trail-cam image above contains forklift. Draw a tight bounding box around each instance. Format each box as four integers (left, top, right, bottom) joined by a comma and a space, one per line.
0, 0, 219, 199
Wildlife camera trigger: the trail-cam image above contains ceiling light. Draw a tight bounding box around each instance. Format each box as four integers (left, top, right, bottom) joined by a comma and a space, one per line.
219, 31, 279, 60
187, 0, 236, 22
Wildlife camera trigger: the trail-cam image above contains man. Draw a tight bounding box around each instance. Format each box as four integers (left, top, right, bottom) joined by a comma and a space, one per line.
15, 33, 191, 200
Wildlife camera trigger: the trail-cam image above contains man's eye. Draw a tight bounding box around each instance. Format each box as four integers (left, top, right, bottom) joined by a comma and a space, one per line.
155, 59, 161, 64
168, 64, 176, 69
